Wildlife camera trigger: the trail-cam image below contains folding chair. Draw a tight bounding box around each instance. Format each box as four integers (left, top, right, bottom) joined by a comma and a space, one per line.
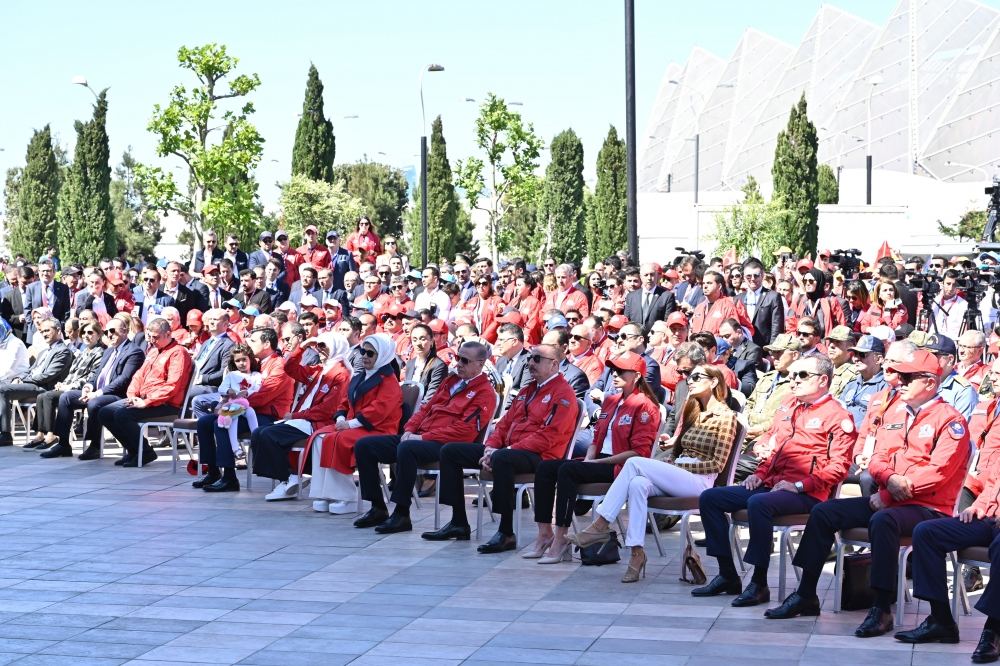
951, 546, 989, 618
11, 399, 36, 445
133, 371, 198, 468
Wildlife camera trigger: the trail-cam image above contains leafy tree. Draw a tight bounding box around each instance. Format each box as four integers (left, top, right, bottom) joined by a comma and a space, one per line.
818, 164, 839, 205
537, 129, 585, 265
291, 64, 336, 182
112, 148, 163, 261
424, 115, 460, 263
3, 168, 22, 256
938, 209, 987, 242
10, 126, 60, 259
56, 90, 115, 264
713, 176, 789, 260
279, 174, 364, 243
135, 44, 264, 246
456, 93, 543, 263
501, 196, 541, 261
771, 93, 819, 256
332, 159, 408, 239
591, 125, 627, 262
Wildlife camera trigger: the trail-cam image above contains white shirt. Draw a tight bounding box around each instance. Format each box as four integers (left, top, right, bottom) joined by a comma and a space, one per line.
415, 286, 451, 320
933, 294, 967, 339
0, 337, 30, 382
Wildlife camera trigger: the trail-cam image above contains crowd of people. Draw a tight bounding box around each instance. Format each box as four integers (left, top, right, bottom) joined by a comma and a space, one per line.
5, 222, 1000, 662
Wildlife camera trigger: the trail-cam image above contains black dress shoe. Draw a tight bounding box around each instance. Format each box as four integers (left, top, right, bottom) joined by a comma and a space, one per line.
115, 455, 132, 466
23, 440, 46, 450
691, 575, 742, 597
421, 521, 472, 541
203, 477, 240, 493
894, 615, 959, 644
974, 628, 1000, 663
123, 447, 157, 468
353, 507, 390, 529
854, 606, 894, 637
732, 582, 770, 607
417, 480, 437, 498
764, 592, 821, 619
0, 434, 13, 447
78, 445, 100, 461
374, 513, 412, 534
477, 531, 517, 554
39, 444, 72, 459
192, 473, 220, 489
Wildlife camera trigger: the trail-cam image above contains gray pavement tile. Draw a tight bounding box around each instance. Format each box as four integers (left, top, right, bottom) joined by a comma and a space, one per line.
237, 650, 355, 666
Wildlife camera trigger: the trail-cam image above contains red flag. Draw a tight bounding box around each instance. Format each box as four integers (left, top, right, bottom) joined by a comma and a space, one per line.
722, 247, 738, 268
875, 241, 892, 263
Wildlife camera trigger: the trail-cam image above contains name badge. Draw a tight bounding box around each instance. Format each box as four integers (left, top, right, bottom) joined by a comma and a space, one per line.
806, 417, 822, 430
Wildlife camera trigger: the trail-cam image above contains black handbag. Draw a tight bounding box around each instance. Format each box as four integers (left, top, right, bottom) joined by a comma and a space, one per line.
840, 552, 875, 610
578, 531, 622, 566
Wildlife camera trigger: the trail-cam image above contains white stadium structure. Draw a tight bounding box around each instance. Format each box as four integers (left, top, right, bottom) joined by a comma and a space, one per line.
637, 0, 1000, 261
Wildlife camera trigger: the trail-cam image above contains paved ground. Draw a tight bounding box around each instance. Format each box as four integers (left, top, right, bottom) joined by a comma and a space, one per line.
0, 445, 988, 665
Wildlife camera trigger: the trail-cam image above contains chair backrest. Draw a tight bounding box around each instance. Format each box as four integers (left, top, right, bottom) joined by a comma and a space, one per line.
720, 420, 747, 487
950, 449, 979, 516
177, 365, 201, 418
495, 373, 514, 419
399, 381, 424, 433
474, 389, 501, 445
562, 399, 587, 460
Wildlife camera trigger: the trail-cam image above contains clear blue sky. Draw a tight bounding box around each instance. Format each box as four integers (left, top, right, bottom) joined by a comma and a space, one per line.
2, 0, 981, 211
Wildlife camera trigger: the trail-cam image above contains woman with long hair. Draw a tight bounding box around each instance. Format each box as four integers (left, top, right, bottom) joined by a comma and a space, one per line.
462, 276, 503, 343
844, 280, 871, 330
789, 269, 846, 337
573, 364, 738, 583
585, 271, 606, 314
344, 215, 382, 264
856, 279, 908, 333
403, 323, 448, 400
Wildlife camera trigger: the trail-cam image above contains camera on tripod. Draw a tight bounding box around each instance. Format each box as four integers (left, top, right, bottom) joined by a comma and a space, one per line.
674, 247, 705, 262
829, 248, 862, 277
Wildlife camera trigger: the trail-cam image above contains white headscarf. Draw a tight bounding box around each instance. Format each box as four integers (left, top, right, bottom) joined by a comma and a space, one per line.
361, 333, 397, 380
316, 331, 350, 370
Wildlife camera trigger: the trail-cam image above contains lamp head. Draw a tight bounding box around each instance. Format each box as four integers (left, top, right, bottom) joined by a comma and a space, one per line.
427, 64, 445, 72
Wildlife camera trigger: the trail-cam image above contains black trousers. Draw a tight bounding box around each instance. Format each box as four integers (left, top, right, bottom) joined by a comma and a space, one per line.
911, 516, 1000, 615
533, 459, 614, 527
0, 382, 46, 433
245, 421, 299, 480
355, 435, 443, 510
200, 412, 276, 470
439, 443, 541, 528
792, 496, 941, 594
54, 391, 119, 449
34, 389, 65, 433
99, 400, 178, 456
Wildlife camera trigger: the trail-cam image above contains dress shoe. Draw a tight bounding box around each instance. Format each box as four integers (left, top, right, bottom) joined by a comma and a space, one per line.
854, 606, 894, 637
353, 507, 390, 528
417, 479, 437, 498
78, 445, 100, 461
974, 628, 1000, 663
374, 513, 412, 534
966, 566, 985, 593
570, 523, 611, 549
538, 542, 574, 565
115, 454, 132, 466
0, 433, 13, 447
691, 575, 742, 597
477, 531, 517, 554
694, 537, 707, 547
123, 447, 157, 468
203, 477, 240, 492
39, 443, 72, 459
521, 538, 554, 559
621, 549, 647, 583
764, 592, 821, 619
732, 582, 770, 607
192, 473, 220, 489
22, 439, 46, 450
894, 615, 959, 644
421, 521, 471, 541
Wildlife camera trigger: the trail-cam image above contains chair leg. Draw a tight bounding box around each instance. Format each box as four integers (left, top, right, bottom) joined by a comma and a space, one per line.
896, 546, 912, 627
648, 512, 665, 557
476, 482, 485, 540
245, 445, 253, 490
950, 552, 969, 619
171, 431, 178, 474
833, 537, 844, 614
138, 425, 146, 468
786, 530, 802, 581
514, 487, 523, 548
778, 529, 789, 601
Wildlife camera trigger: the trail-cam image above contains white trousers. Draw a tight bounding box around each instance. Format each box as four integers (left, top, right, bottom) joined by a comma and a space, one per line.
308, 436, 357, 502
596, 457, 716, 547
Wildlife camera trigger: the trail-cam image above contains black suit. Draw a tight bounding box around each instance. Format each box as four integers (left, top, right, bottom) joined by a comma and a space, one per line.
895, 280, 918, 327
559, 359, 590, 401
737, 288, 784, 347
191, 248, 224, 274
624, 287, 677, 332
496, 348, 532, 412
728, 339, 763, 395
237, 289, 273, 314
73, 291, 117, 319
197, 285, 233, 311
163, 284, 205, 321
1, 287, 27, 341
23, 281, 71, 342
403, 356, 448, 401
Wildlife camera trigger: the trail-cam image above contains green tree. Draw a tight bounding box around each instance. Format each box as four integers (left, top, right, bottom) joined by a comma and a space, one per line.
591, 125, 627, 262
56, 90, 115, 265
771, 93, 819, 256
501, 195, 541, 260
537, 129, 585, 265
112, 148, 163, 261
10, 126, 60, 259
712, 176, 789, 260
3, 168, 22, 256
291, 64, 336, 182
332, 159, 409, 239
135, 43, 264, 246
279, 174, 364, 243
424, 115, 460, 263
457, 93, 543, 263
938, 209, 987, 242
818, 164, 839, 205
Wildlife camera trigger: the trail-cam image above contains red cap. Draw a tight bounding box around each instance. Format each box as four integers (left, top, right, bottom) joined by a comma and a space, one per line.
104, 269, 125, 286
428, 319, 448, 334
608, 314, 629, 331
606, 351, 646, 374
496, 310, 524, 326
664, 268, 680, 280
666, 311, 689, 327
819, 249, 832, 259
796, 259, 813, 272
202, 263, 220, 275
308, 306, 327, 323
304, 224, 318, 233
886, 349, 942, 377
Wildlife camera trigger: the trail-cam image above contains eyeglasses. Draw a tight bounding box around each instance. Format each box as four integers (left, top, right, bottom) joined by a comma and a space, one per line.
476, 281, 490, 287
529, 354, 556, 364
142, 277, 157, 283
276, 236, 288, 242
457, 355, 480, 365
385, 240, 397, 245
391, 284, 405, 290
496, 337, 515, 345
83, 329, 99, 336
790, 370, 822, 380
280, 336, 291, 343
676, 367, 692, 377
930, 263, 944, 269
359, 348, 377, 358
958, 344, 983, 350
801, 278, 817, 284
743, 273, 762, 280
688, 372, 710, 383
796, 331, 817, 338
544, 263, 555, 268
228, 242, 239, 247
378, 272, 390, 277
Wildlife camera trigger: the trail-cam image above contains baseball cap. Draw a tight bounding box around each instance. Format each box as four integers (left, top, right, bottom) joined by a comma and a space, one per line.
326, 230, 340, 240
764, 333, 802, 353
259, 231, 274, 241
307, 306, 326, 323
496, 310, 524, 326
223, 298, 242, 309
407, 270, 423, 281
276, 301, 298, 313
322, 299, 342, 309
546, 313, 569, 330
715, 337, 731, 357
666, 311, 689, 328
607, 314, 629, 331
202, 263, 220, 275
850, 335, 885, 355
773, 246, 793, 256
300, 294, 319, 308
239, 305, 260, 317
351, 297, 374, 313
402, 309, 419, 320
304, 224, 318, 234
64, 266, 82, 277
104, 269, 125, 286
275, 229, 289, 240
664, 268, 680, 280
428, 319, 448, 334
924, 334, 957, 356
606, 351, 646, 374
819, 248, 832, 258
796, 259, 814, 272
825, 325, 853, 343
886, 349, 942, 377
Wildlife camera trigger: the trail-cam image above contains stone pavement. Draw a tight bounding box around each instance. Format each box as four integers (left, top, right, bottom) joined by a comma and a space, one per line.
0, 446, 986, 665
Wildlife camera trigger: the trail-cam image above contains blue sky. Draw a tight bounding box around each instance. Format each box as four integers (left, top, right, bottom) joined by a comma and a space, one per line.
2, 0, 982, 211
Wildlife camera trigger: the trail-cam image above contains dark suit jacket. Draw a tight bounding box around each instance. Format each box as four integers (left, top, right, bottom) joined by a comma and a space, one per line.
23, 340, 73, 389
593, 350, 665, 403
318, 288, 351, 313
131, 288, 176, 321
1, 287, 27, 341
624, 286, 677, 332
289, 282, 321, 305
73, 291, 118, 318
238, 289, 273, 314
163, 284, 205, 320
728, 339, 763, 395
559, 359, 590, 401
403, 356, 448, 401
248, 249, 280, 271
191, 248, 224, 274
497, 348, 532, 412
193, 334, 235, 388
737, 288, 784, 347
194, 285, 233, 311
88, 339, 146, 397
264, 281, 291, 310
224, 251, 250, 274
895, 280, 918, 327
329, 247, 357, 291
24, 281, 71, 342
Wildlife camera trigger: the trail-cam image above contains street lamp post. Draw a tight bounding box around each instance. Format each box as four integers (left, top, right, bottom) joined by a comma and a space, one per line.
865, 75, 883, 205
625, 0, 638, 265
419, 64, 444, 267
71, 75, 100, 100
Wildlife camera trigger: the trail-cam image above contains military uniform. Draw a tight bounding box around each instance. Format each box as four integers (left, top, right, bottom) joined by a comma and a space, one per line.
830, 361, 859, 400
938, 370, 978, 421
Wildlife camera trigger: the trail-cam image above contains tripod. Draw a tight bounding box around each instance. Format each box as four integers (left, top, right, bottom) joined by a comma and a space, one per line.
960, 290, 985, 336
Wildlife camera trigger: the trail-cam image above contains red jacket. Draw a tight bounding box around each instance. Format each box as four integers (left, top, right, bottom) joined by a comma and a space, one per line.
569, 349, 604, 385
487, 374, 578, 460
965, 398, 1000, 496
855, 304, 908, 333
690, 296, 753, 337
592, 333, 614, 363
283, 348, 351, 426
790, 295, 846, 337
126, 340, 193, 409
544, 287, 590, 318
297, 244, 331, 269
319, 367, 402, 472
277, 251, 302, 286
591, 391, 658, 476
405, 373, 496, 443
853, 387, 903, 460
462, 295, 503, 343
868, 397, 970, 515
247, 352, 295, 418
959, 361, 989, 392
755, 394, 856, 501
516, 295, 544, 345
345, 230, 382, 264
970, 410, 1000, 516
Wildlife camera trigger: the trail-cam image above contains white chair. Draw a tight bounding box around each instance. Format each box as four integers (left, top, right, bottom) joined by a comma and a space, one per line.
11, 399, 36, 445
133, 371, 198, 468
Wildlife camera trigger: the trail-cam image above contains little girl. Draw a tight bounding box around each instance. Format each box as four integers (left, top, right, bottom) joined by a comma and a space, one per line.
215, 344, 262, 455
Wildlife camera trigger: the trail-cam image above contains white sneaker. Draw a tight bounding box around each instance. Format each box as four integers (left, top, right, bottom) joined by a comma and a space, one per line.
328, 500, 357, 515
265, 482, 296, 502
312, 500, 330, 512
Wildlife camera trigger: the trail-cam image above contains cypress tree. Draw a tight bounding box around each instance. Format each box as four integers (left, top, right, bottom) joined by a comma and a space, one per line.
11, 126, 60, 260
537, 129, 585, 265
291, 64, 336, 182
57, 90, 115, 264
771, 94, 819, 256
426, 115, 460, 263
592, 125, 627, 261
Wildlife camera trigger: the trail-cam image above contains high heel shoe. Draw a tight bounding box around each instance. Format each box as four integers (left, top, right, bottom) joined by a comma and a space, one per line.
521, 538, 553, 559
538, 542, 573, 564
570, 523, 610, 549
621, 549, 647, 583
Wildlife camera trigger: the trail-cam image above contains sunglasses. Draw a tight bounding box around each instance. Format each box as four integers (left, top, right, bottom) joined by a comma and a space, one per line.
83, 329, 99, 336
378, 272, 390, 277
359, 348, 377, 358
391, 284, 405, 290
676, 367, 692, 377
801, 278, 817, 284
476, 282, 490, 287
529, 354, 556, 364
897, 372, 933, 385
688, 372, 709, 383
280, 336, 292, 343
457, 355, 479, 365
851, 351, 872, 360
385, 240, 397, 245
276, 236, 288, 242
142, 277, 157, 283
790, 370, 822, 380
544, 263, 555, 268
930, 263, 944, 269
796, 331, 817, 337
570, 334, 587, 342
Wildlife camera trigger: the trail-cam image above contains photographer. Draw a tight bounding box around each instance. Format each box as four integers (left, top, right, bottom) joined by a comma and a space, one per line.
932, 269, 968, 338
857, 279, 909, 333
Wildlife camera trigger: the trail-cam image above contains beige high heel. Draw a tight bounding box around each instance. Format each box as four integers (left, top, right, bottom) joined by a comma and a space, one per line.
538, 542, 573, 564
521, 538, 553, 559
570, 523, 610, 549
621, 549, 647, 583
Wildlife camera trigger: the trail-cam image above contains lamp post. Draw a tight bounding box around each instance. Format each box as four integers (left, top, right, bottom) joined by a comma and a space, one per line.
419, 64, 444, 267
71, 75, 100, 100
625, 0, 638, 264
865, 74, 883, 205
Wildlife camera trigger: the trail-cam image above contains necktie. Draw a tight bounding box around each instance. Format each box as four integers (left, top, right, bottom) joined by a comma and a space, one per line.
96, 347, 118, 390
41, 284, 50, 307
642, 292, 652, 319
450, 379, 468, 397
196, 336, 218, 366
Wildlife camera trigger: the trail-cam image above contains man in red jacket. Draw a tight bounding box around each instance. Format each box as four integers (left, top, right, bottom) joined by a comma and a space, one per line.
353, 341, 497, 535
766, 349, 970, 639
694, 354, 855, 607
544, 264, 590, 318
424, 342, 578, 552
99, 318, 194, 467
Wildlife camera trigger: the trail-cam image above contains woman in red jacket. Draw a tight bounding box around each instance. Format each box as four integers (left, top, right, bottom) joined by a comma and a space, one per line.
307, 333, 401, 514
344, 216, 382, 264
525, 352, 658, 565
856, 279, 908, 333
509, 274, 543, 345
790, 269, 846, 337
462, 276, 503, 343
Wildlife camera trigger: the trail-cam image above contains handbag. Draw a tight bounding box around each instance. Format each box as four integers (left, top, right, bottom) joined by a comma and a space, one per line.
578, 531, 622, 566
679, 540, 707, 585
840, 552, 875, 610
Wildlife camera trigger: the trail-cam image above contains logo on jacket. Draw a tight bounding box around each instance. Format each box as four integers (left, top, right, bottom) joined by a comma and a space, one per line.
541, 394, 551, 404
618, 414, 632, 426
950, 421, 967, 438
466, 391, 476, 399
918, 424, 933, 438
805, 417, 821, 430
640, 412, 650, 423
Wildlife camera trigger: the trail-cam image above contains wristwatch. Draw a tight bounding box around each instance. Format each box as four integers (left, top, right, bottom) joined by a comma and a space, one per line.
794, 481, 804, 493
